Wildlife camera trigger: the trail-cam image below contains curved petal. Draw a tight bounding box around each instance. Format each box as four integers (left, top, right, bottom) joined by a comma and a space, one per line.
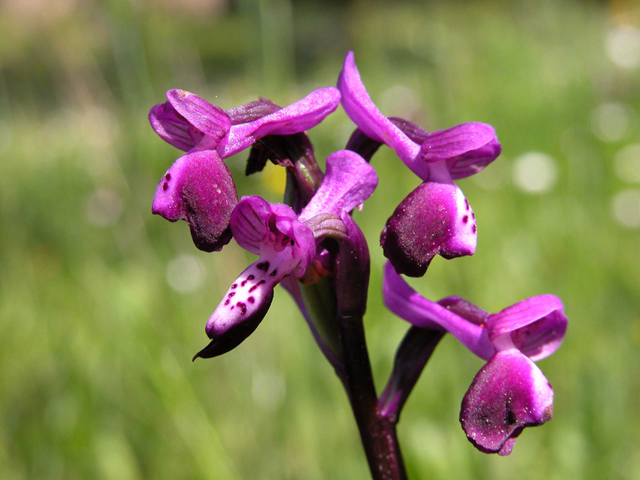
419, 123, 498, 171
381, 181, 477, 277
229, 196, 275, 255
488, 295, 567, 361
149, 102, 198, 152
448, 139, 502, 180
382, 262, 494, 359
299, 150, 378, 221
436, 296, 490, 326
230, 196, 316, 277
166, 89, 231, 149
194, 262, 275, 360
338, 52, 422, 174
460, 350, 554, 456
151, 150, 237, 252
219, 87, 341, 158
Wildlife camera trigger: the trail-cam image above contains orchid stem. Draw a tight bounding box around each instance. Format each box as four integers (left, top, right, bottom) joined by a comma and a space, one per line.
338, 313, 408, 480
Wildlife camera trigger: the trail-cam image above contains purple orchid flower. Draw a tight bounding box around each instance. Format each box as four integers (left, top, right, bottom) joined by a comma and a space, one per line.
338, 52, 502, 277
193, 150, 378, 359
149, 87, 341, 252
382, 262, 567, 455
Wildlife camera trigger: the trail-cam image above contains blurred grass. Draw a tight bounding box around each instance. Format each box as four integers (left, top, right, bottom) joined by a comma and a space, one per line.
1, 0, 640, 478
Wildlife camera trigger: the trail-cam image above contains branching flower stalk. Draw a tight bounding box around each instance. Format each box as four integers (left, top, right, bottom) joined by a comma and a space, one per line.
148, 51, 568, 479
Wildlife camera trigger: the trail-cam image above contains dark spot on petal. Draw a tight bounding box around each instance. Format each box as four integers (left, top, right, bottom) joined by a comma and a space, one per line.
465, 199, 470, 210
241, 280, 248, 287
162, 182, 168, 191
290, 240, 294, 246
224, 299, 230, 306
257, 262, 269, 271
472, 212, 475, 219
248, 275, 255, 280
269, 269, 277, 277
462, 215, 469, 224
249, 280, 265, 293
165, 173, 171, 181
230, 306, 234, 310
228, 292, 235, 298
248, 297, 255, 303
231, 284, 237, 289
236, 302, 247, 315
472, 224, 477, 233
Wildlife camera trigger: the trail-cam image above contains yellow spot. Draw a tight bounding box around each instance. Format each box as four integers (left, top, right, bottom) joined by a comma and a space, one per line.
261, 165, 286, 195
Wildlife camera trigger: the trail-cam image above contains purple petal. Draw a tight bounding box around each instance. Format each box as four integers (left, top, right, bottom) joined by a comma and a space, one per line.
230, 196, 316, 277
383, 262, 494, 359
165, 89, 231, 149
338, 52, 422, 174
448, 139, 502, 180
229, 196, 275, 255
299, 150, 378, 221
436, 296, 490, 326
460, 350, 554, 456
419, 123, 498, 176
219, 87, 341, 158
151, 150, 237, 252
488, 295, 567, 361
381, 181, 477, 277
194, 261, 275, 360
149, 102, 198, 152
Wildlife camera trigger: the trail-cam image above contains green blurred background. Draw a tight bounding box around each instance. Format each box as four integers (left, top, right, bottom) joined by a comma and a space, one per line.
1, 0, 639, 478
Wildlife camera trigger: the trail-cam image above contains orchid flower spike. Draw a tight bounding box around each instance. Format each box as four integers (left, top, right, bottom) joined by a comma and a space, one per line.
149, 87, 341, 252
338, 52, 502, 276
193, 150, 377, 359
383, 262, 567, 455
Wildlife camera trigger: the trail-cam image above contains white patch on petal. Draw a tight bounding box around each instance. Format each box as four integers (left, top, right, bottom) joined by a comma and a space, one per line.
443, 185, 477, 257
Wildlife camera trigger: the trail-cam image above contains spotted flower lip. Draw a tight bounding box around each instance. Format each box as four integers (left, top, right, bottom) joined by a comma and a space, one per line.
338, 51, 501, 276
195, 149, 377, 359
194, 196, 316, 360
382, 261, 567, 455
150, 87, 341, 252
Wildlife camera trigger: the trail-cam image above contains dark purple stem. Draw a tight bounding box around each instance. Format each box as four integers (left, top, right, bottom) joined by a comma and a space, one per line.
338, 314, 408, 480
378, 326, 445, 423
335, 214, 407, 480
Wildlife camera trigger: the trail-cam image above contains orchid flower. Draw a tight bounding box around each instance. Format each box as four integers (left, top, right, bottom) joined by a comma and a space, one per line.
382, 262, 567, 455
193, 150, 378, 359
338, 52, 502, 277
149, 87, 341, 252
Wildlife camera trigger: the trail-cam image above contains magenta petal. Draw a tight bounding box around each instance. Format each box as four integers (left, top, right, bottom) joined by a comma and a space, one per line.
419, 123, 498, 170
382, 262, 494, 359
381, 181, 477, 277
448, 138, 502, 180
165, 89, 231, 149
220, 87, 341, 158
488, 295, 567, 361
460, 350, 554, 456
338, 52, 421, 171
229, 196, 275, 255
152, 150, 237, 252
230, 196, 316, 277
299, 150, 378, 221
149, 102, 198, 151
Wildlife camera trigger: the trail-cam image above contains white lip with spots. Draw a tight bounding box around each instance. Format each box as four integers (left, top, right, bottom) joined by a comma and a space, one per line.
205, 245, 301, 338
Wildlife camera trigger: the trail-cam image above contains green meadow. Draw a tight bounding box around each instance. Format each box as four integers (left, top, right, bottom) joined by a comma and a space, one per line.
1, 1, 639, 478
